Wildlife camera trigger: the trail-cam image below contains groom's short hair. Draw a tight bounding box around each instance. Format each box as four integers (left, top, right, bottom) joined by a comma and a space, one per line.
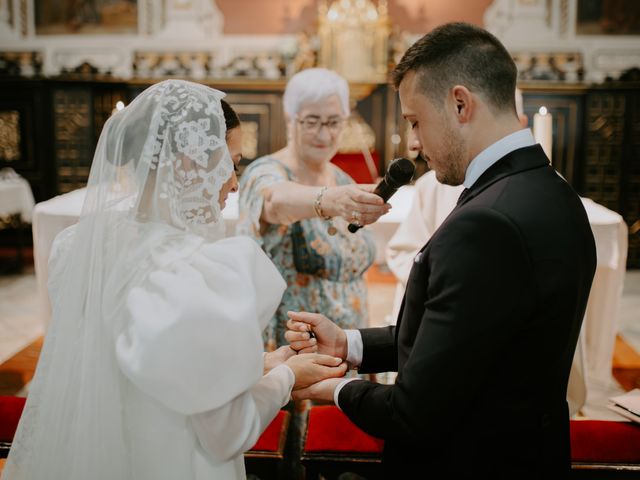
391, 22, 518, 116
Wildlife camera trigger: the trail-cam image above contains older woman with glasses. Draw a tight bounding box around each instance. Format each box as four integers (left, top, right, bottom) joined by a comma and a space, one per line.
238, 68, 390, 350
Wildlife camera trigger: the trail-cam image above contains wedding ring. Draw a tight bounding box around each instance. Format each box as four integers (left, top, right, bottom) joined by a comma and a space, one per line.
352, 210, 360, 224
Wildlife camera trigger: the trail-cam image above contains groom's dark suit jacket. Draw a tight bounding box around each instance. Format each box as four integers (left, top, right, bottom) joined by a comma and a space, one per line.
339, 145, 596, 477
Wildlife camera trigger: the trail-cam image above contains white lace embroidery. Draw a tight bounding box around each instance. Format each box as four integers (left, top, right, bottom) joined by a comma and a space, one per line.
137, 81, 232, 239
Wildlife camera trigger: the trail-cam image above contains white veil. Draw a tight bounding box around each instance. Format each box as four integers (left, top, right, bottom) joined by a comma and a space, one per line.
3, 80, 234, 479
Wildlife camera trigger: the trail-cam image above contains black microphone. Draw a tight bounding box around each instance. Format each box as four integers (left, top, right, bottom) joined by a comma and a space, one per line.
348, 157, 415, 233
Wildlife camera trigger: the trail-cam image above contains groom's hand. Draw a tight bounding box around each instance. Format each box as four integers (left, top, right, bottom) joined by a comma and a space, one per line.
285, 311, 347, 359
285, 353, 347, 390
292, 377, 344, 402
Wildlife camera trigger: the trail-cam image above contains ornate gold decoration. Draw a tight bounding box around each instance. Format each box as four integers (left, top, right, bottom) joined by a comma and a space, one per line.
53, 89, 93, 192
289, 31, 317, 74
318, 0, 390, 83
584, 93, 625, 212
513, 51, 584, 82
240, 121, 258, 160
559, 0, 569, 35
338, 111, 375, 154
20, 0, 27, 36
0, 111, 20, 162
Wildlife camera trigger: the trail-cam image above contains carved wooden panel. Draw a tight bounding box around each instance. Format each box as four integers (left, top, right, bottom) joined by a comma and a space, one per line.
93, 87, 128, 144
0, 82, 47, 201
583, 92, 626, 212
52, 88, 93, 193
624, 90, 640, 267
0, 111, 20, 162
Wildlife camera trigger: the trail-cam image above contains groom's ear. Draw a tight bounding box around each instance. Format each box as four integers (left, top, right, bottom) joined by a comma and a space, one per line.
450, 85, 473, 124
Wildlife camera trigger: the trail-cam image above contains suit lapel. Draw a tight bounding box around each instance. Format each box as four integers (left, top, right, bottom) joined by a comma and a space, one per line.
394, 145, 549, 333
394, 236, 431, 333
457, 144, 550, 208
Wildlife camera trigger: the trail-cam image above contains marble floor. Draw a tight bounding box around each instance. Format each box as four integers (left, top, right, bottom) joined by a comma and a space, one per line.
0, 265, 43, 365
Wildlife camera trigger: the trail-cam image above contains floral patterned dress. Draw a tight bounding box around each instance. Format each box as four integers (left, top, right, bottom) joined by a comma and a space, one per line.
237, 156, 376, 349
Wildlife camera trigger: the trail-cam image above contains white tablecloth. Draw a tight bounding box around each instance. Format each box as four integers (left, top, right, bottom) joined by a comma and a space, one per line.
0, 178, 35, 222
370, 185, 628, 414
32, 188, 239, 322
577, 199, 628, 405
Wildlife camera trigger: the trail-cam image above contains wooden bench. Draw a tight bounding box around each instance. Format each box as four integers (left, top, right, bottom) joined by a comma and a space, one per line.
0, 396, 25, 459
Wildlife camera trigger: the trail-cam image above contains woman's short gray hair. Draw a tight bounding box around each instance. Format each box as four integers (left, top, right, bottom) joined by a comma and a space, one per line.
283, 68, 350, 118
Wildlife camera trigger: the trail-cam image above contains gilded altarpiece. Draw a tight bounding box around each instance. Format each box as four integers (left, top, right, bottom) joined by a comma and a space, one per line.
52, 88, 93, 193
584, 92, 626, 211
0, 111, 20, 162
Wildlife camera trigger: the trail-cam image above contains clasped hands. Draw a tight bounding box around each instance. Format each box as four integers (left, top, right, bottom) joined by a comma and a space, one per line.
263, 311, 348, 402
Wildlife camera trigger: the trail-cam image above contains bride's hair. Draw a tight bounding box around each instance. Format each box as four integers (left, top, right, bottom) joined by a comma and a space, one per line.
221, 99, 240, 134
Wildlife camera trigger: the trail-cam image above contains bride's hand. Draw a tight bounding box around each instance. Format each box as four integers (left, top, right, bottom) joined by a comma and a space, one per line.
263, 346, 296, 374
285, 353, 347, 390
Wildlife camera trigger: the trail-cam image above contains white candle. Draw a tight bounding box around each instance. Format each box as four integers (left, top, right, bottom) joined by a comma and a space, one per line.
533, 106, 553, 163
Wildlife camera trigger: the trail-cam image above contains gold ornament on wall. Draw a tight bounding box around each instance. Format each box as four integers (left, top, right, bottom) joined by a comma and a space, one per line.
0, 111, 20, 162
240, 121, 259, 160
338, 112, 376, 154
318, 0, 390, 84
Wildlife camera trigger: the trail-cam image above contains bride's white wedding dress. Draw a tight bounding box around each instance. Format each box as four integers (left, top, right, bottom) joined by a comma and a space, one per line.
2, 80, 291, 480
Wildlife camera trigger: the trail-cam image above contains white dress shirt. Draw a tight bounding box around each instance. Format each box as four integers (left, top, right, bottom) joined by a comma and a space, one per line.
463, 128, 536, 188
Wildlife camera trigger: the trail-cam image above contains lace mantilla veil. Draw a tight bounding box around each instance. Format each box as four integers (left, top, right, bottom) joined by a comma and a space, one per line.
3, 80, 236, 479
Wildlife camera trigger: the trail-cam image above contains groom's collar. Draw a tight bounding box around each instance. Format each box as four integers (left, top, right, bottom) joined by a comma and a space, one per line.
463, 128, 536, 189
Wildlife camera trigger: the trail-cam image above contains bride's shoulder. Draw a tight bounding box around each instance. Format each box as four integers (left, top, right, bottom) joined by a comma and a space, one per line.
197, 235, 273, 264
201, 234, 261, 252
196, 235, 282, 282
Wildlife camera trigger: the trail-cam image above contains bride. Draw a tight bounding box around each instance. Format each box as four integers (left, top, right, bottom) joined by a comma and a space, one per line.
3, 80, 346, 479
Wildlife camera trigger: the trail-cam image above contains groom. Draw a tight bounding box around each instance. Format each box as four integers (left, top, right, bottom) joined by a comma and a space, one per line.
286, 23, 596, 476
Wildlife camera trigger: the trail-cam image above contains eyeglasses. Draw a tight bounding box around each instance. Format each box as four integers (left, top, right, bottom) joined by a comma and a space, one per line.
297, 116, 345, 135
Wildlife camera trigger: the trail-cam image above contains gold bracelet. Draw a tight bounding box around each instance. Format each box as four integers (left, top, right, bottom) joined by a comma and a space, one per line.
314, 186, 331, 220
314, 186, 337, 236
